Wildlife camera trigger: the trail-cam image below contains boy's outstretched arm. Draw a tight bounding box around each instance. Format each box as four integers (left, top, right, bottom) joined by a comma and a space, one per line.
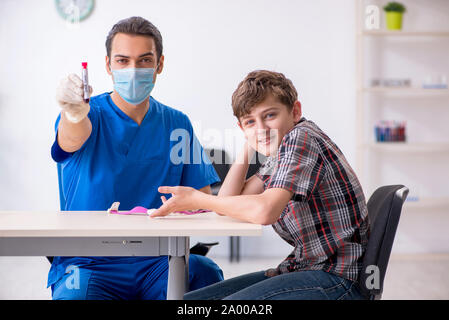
151, 186, 292, 225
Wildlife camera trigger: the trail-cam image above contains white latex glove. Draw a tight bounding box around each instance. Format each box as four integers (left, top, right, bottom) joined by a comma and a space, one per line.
56, 74, 92, 123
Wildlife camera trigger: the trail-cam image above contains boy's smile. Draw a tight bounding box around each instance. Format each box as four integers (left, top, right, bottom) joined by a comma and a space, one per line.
238, 94, 302, 156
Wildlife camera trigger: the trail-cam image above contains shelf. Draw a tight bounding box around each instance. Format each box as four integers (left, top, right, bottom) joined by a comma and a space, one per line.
362, 142, 449, 153
404, 197, 449, 210
355, 1, 449, 214
360, 30, 449, 37
361, 87, 449, 96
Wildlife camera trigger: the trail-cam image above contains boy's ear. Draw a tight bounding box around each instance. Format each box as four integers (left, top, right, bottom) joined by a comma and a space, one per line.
237, 120, 249, 139
292, 100, 302, 122
237, 120, 243, 131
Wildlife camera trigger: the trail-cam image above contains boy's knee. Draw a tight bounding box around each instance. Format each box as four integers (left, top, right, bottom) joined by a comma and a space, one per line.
188, 254, 223, 290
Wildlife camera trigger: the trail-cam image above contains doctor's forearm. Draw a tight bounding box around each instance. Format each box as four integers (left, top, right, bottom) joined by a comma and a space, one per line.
57, 112, 92, 152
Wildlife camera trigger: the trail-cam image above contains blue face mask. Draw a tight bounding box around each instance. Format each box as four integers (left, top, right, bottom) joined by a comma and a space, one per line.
112, 67, 156, 105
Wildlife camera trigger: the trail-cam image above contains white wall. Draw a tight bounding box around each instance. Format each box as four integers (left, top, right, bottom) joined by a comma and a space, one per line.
0, 0, 358, 258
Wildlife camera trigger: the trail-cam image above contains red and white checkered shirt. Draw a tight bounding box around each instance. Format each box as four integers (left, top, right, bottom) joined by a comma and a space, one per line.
256, 118, 370, 282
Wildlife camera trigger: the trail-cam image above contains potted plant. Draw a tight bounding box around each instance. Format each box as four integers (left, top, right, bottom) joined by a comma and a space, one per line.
383, 2, 406, 30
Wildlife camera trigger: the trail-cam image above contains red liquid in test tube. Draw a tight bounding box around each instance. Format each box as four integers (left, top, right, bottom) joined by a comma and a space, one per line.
81, 62, 89, 103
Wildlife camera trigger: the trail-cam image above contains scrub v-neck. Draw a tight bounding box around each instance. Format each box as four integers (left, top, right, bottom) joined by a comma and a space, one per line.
107, 93, 154, 161
107, 92, 152, 127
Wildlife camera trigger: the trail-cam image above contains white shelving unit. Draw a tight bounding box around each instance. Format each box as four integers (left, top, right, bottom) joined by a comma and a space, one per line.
362, 142, 449, 154
360, 87, 449, 96
360, 30, 449, 37
355, 0, 449, 210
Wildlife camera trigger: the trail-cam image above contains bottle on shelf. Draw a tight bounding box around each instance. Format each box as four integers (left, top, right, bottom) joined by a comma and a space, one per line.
374, 120, 406, 142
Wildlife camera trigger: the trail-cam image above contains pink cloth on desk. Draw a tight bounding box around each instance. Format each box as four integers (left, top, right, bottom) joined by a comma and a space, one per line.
109, 204, 209, 215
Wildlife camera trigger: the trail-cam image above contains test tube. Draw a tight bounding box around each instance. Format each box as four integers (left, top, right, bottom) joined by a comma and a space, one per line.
81, 62, 89, 103
379, 121, 386, 142
392, 121, 398, 142
401, 121, 406, 142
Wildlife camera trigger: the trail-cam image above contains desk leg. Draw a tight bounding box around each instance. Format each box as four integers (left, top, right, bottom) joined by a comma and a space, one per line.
167, 236, 189, 300
229, 236, 241, 262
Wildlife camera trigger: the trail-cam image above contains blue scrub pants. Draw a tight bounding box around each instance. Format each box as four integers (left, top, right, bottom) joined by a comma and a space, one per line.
51, 255, 223, 300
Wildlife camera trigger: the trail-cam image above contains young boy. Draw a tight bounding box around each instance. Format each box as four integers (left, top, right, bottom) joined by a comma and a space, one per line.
152, 70, 370, 300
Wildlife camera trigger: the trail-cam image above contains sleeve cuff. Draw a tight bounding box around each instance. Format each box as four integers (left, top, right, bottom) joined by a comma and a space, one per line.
189, 174, 221, 191
51, 138, 74, 163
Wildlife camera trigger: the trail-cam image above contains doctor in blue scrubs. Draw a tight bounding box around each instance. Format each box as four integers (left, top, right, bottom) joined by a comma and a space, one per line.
49, 16, 223, 300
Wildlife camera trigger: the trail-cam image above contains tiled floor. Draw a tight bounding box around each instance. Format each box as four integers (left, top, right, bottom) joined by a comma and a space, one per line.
0, 253, 448, 300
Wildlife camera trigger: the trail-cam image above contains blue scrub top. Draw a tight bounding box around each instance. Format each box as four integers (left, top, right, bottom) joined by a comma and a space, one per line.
48, 92, 220, 288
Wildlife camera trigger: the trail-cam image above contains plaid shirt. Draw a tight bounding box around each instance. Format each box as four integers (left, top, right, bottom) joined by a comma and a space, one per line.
256, 118, 370, 282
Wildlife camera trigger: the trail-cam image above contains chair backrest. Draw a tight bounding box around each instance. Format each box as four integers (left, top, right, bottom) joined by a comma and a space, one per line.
247, 152, 266, 179
359, 185, 409, 300
205, 149, 231, 182
205, 149, 266, 182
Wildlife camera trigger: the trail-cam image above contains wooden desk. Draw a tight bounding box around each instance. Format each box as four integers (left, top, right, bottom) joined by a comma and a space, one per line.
0, 211, 262, 299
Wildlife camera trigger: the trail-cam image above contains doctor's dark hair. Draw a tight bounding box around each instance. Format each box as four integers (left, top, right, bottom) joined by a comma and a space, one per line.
106, 16, 163, 62
232, 70, 298, 120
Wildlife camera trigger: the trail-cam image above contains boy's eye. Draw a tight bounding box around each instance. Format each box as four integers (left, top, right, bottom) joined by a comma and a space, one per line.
244, 119, 255, 126
265, 113, 276, 119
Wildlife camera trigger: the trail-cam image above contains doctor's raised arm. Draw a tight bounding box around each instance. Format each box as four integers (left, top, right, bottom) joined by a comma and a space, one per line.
55, 72, 93, 153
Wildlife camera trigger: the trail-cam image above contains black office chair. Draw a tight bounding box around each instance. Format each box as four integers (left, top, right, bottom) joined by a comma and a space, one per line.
247, 152, 266, 178
205, 148, 266, 194
359, 184, 409, 300
205, 149, 231, 196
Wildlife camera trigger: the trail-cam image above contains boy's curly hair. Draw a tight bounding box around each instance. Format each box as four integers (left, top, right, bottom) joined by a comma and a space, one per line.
232, 70, 298, 120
